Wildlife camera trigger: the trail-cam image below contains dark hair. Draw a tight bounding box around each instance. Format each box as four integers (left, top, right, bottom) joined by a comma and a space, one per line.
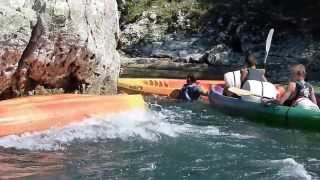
186, 74, 197, 83
245, 54, 257, 67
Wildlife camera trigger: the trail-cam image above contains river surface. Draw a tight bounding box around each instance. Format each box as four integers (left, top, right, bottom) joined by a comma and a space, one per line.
0, 98, 319, 180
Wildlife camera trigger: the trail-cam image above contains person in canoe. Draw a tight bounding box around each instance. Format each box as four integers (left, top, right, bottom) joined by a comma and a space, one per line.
180, 74, 208, 102
278, 64, 319, 111
224, 54, 269, 97
240, 54, 268, 85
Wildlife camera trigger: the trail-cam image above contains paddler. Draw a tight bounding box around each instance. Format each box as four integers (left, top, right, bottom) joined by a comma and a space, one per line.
278, 64, 319, 111
224, 54, 268, 96
241, 54, 268, 85
180, 74, 208, 102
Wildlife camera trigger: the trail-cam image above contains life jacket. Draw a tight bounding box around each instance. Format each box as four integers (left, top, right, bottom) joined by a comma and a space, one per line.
244, 68, 266, 83
290, 80, 313, 105
181, 83, 201, 102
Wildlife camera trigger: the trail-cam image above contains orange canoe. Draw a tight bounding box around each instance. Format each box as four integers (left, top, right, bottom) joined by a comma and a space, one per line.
118, 78, 224, 97
0, 94, 145, 137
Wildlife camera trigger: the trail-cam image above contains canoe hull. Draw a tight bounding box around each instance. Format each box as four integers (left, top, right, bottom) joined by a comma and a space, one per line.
118, 78, 224, 97
209, 89, 320, 131
0, 94, 145, 137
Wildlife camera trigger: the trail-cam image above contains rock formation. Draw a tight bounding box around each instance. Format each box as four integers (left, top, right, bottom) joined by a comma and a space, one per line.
0, 0, 120, 99
119, 0, 320, 82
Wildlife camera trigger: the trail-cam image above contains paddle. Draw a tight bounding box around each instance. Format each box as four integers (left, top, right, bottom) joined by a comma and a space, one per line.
264, 28, 274, 69
228, 87, 253, 96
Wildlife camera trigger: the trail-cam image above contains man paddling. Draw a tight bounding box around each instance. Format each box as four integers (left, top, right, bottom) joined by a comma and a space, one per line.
224, 54, 269, 97
180, 74, 208, 102
241, 54, 268, 85
278, 64, 319, 111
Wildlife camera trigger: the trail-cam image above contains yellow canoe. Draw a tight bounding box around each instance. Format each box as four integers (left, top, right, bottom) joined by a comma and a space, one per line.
0, 94, 145, 137
118, 78, 224, 97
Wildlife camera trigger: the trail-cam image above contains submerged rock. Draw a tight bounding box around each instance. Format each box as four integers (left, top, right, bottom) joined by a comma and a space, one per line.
0, 0, 120, 99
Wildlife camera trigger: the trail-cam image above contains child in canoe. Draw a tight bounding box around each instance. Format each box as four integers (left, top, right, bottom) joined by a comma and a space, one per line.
279, 64, 319, 111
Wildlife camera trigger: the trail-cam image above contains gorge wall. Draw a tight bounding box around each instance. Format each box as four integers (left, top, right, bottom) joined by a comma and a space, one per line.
119, 0, 320, 82
0, 0, 120, 99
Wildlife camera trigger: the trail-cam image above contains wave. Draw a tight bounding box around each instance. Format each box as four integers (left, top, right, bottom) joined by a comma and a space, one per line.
0, 108, 217, 151
270, 158, 312, 180
0, 104, 255, 151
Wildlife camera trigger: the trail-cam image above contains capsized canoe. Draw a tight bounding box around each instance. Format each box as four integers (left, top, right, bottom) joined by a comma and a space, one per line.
209, 86, 320, 131
118, 78, 224, 97
0, 94, 145, 137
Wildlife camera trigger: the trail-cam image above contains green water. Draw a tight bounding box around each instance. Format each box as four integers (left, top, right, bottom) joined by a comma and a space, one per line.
0, 99, 319, 179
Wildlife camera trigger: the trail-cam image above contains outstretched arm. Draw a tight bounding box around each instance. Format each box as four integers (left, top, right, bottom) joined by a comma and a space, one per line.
310, 87, 318, 105
279, 82, 296, 105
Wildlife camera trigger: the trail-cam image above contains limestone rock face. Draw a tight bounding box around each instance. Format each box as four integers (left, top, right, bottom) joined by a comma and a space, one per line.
0, 0, 120, 98
120, 11, 166, 49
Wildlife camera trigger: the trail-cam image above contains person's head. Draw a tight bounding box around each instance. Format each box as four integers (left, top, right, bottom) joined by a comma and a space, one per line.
245, 54, 257, 68
186, 74, 197, 84
291, 64, 306, 81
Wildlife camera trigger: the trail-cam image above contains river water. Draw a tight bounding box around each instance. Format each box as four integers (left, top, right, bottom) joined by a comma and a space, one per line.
0, 99, 319, 180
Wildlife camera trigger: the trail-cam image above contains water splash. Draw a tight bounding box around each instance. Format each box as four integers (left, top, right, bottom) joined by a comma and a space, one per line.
0, 107, 220, 151
0, 103, 256, 151
270, 158, 312, 180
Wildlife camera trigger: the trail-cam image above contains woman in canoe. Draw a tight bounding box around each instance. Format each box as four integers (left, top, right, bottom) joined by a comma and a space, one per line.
180, 74, 208, 102
279, 64, 319, 111
241, 54, 268, 85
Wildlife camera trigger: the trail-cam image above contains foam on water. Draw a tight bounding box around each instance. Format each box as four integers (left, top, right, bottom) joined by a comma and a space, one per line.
0, 103, 256, 151
270, 158, 312, 180
229, 133, 256, 139
0, 107, 220, 151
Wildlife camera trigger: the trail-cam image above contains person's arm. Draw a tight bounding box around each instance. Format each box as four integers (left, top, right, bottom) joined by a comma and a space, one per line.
262, 69, 268, 82
199, 87, 208, 96
240, 68, 248, 83
310, 87, 318, 105
278, 82, 296, 105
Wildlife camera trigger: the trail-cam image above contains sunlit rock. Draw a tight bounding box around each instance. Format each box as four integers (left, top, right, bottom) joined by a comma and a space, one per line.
0, 0, 120, 98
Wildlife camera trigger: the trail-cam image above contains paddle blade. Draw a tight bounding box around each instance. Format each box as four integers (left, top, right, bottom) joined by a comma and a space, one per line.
228, 87, 252, 96
264, 28, 274, 65
265, 28, 274, 53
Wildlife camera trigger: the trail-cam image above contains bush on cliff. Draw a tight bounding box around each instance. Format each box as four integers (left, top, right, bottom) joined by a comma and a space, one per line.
121, 0, 215, 32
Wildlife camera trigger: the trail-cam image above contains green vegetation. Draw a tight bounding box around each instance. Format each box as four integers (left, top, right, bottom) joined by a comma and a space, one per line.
121, 0, 215, 32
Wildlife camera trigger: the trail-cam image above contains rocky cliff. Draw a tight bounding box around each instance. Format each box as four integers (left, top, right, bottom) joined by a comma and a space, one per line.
0, 0, 120, 99
119, 0, 320, 82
